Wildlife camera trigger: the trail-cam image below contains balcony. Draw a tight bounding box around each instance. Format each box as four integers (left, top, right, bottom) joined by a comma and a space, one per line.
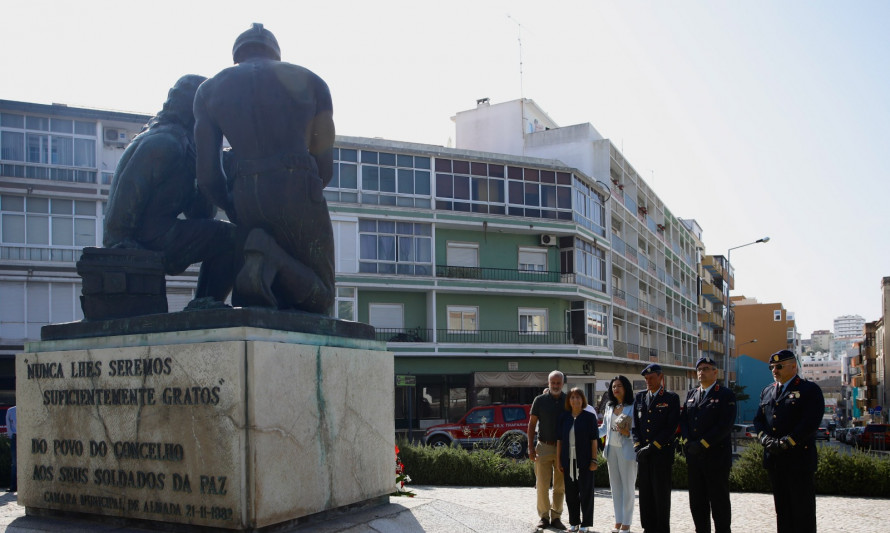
698, 311, 724, 329
701, 283, 723, 303
698, 339, 725, 355
375, 328, 573, 345
613, 341, 694, 368
436, 265, 570, 284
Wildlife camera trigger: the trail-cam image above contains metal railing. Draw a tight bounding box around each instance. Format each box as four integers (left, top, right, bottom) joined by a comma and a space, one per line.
435, 265, 564, 283
375, 328, 573, 345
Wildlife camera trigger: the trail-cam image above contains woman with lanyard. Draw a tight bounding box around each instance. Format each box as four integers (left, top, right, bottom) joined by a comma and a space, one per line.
598, 375, 636, 533
556, 387, 598, 532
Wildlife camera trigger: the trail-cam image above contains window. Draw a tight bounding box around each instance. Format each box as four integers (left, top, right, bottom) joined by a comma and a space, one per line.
774, 310, 782, 321
446, 242, 478, 267
359, 150, 431, 208
0, 195, 96, 261
0, 281, 81, 340
519, 308, 547, 334
1, 112, 97, 183
358, 219, 432, 275
573, 177, 606, 236
336, 287, 357, 321
574, 238, 606, 292
434, 159, 573, 220
505, 166, 573, 220
447, 306, 477, 332
518, 247, 547, 272
502, 407, 527, 423
465, 407, 494, 425
369, 303, 404, 329
586, 301, 609, 347
435, 158, 506, 214
324, 147, 359, 203
331, 219, 358, 273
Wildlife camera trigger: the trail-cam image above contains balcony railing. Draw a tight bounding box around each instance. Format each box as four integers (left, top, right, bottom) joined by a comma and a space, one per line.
375, 328, 573, 344
436, 265, 567, 283
1, 245, 85, 262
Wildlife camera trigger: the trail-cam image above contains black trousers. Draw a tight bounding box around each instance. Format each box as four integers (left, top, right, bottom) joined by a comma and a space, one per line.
638, 448, 673, 533
768, 466, 816, 533
564, 469, 594, 527
687, 452, 731, 533
9, 434, 16, 491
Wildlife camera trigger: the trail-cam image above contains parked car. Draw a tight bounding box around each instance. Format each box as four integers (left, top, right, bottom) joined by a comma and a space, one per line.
814, 427, 830, 441
732, 424, 757, 439
835, 427, 849, 443
848, 426, 865, 447
422, 404, 530, 458
858, 424, 890, 450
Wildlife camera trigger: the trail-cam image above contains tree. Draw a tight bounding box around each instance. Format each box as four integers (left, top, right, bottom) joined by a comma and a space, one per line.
732, 383, 750, 403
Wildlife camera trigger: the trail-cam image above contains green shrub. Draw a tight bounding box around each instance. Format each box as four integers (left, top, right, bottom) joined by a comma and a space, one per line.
814, 447, 890, 497
398, 440, 612, 487
398, 440, 534, 486
729, 443, 770, 492
401, 439, 890, 498
671, 452, 688, 489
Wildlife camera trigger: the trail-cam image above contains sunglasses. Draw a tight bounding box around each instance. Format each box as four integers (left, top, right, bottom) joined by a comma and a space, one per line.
769, 363, 788, 370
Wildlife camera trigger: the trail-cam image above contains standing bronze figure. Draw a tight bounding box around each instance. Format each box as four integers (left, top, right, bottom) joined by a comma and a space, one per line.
195, 23, 336, 315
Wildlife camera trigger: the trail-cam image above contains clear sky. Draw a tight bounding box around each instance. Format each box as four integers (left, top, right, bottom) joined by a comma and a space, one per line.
3, 0, 887, 337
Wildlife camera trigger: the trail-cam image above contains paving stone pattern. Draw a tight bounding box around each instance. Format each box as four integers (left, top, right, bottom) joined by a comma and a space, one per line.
0, 487, 884, 532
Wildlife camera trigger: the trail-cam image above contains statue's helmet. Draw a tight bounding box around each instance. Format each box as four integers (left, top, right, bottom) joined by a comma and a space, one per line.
232, 23, 281, 63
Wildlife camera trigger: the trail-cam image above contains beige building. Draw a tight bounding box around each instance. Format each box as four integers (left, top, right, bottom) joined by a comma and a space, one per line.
808, 330, 833, 353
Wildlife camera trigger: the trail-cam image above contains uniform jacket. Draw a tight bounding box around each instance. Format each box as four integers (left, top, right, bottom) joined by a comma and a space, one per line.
679, 383, 737, 459
599, 403, 636, 462
753, 376, 825, 471
632, 388, 680, 453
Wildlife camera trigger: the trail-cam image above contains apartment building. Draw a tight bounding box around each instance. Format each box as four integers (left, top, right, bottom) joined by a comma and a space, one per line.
808, 329, 833, 353
1, 97, 705, 432
454, 99, 701, 398
0, 100, 154, 405
835, 314, 866, 340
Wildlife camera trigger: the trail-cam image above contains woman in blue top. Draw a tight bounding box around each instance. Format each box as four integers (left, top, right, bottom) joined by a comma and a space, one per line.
598, 375, 636, 533
556, 387, 598, 532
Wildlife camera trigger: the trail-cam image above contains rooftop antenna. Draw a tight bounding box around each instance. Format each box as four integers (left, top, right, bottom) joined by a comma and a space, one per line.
507, 14, 525, 99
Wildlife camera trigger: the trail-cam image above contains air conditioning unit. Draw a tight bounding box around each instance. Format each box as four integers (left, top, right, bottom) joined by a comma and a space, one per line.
104, 128, 127, 145
540, 234, 558, 246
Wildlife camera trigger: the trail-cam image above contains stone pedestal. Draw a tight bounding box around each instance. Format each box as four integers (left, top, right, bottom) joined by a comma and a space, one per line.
16, 322, 393, 531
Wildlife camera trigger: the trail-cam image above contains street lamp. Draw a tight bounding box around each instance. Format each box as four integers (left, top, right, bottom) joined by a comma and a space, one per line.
738, 338, 757, 351
724, 237, 770, 385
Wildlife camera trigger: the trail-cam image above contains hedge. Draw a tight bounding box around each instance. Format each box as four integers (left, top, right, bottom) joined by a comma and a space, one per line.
398, 440, 890, 497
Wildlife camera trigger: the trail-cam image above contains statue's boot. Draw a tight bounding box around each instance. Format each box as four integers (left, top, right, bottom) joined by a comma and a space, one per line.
235, 228, 280, 308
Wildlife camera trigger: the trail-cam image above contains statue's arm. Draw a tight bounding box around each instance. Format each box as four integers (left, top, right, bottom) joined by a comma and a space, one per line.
194, 88, 233, 215
309, 80, 335, 187
183, 187, 217, 220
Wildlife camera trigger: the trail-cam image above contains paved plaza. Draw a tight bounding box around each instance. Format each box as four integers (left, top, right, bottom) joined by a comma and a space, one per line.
0, 486, 884, 532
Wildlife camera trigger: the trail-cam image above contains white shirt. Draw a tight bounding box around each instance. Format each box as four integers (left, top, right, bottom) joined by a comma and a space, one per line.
6, 406, 16, 436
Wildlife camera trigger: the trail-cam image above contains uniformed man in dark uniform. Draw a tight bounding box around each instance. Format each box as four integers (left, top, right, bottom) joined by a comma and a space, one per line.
754, 350, 824, 533
679, 356, 737, 533
633, 363, 680, 533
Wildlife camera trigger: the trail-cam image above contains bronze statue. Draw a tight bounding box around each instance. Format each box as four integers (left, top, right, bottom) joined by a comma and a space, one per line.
104, 74, 240, 304
194, 23, 336, 315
